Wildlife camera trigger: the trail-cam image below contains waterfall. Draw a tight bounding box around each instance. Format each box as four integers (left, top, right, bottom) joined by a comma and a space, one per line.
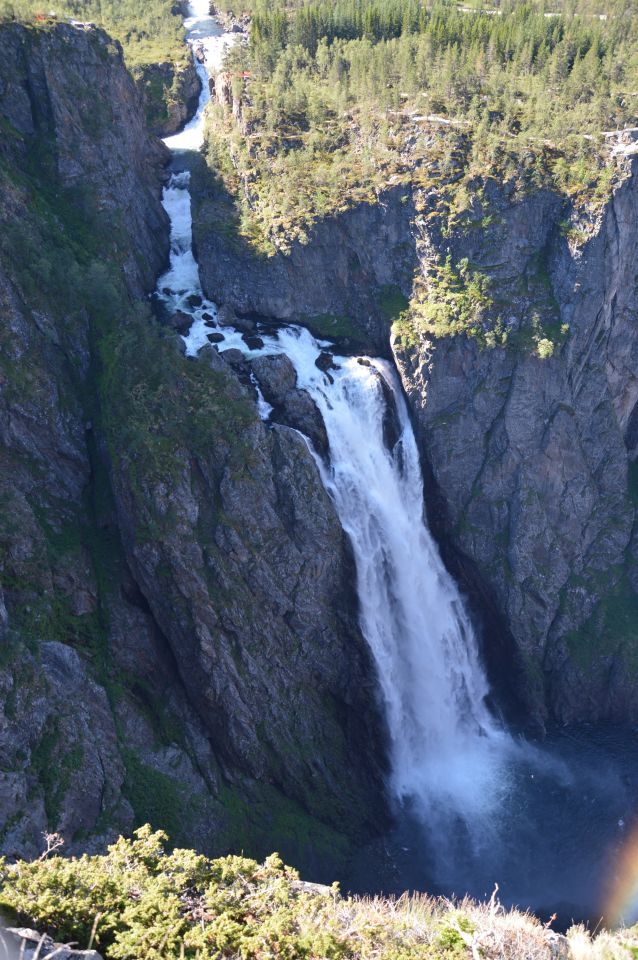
259, 330, 512, 825
158, 0, 512, 833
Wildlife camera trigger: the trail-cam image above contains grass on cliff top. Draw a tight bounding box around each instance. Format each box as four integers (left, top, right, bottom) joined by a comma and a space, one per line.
0, 0, 187, 70
2, 825, 637, 959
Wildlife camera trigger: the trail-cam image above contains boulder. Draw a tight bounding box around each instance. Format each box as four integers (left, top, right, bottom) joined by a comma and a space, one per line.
219, 348, 245, 367
217, 303, 238, 327
242, 334, 264, 351
3, 928, 103, 959
251, 354, 297, 406
282, 389, 329, 459
315, 351, 336, 373
168, 310, 192, 334
207, 332, 225, 343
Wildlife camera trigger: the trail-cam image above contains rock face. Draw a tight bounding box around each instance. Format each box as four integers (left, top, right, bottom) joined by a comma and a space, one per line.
135, 58, 201, 136
194, 183, 416, 340
0, 20, 386, 870
0, 21, 168, 294
196, 148, 638, 730
394, 163, 638, 728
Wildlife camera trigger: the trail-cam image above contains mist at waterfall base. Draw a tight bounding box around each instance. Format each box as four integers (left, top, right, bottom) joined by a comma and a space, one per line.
155, 0, 638, 932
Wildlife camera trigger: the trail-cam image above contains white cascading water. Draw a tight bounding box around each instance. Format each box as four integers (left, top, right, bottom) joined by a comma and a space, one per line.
158, 1, 512, 829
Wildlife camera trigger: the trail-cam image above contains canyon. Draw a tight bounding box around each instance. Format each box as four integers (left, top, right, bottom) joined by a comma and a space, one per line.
1, 0, 638, 929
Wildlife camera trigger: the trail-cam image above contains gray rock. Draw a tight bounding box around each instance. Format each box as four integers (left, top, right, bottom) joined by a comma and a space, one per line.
217, 303, 239, 327
169, 311, 193, 334
251, 354, 297, 406
251, 355, 328, 455
2, 928, 103, 959
281, 390, 329, 458
219, 347, 245, 366
195, 185, 415, 348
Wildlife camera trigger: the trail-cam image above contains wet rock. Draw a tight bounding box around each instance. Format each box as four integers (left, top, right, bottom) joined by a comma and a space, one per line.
251, 354, 297, 406
219, 348, 245, 367
187, 294, 203, 308
207, 332, 225, 343
315, 351, 336, 373
168, 310, 192, 334
202, 311, 214, 322
357, 357, 371, 367
234, 315, 257, 334
282, 390, 329, 459
217, 303, 238, 327
242, 334, 264, 350
373, 368, 402, 453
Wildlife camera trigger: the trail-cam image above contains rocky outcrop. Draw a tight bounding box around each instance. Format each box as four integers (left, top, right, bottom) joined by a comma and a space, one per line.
102, 339, 386, 839
0, 927, 102, 960
135, 58, 201, 137
0, 21, 168, 294
394, 160, 638, 728
193, 180, 417, 344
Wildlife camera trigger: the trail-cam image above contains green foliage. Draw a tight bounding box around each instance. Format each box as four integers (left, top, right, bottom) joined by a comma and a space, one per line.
205, 0, 628, 248
566, 574, 638, 672
0, 829, 334, 958
535, 337, 554, 358
122, 752, 192, 844
3, 0, 188, 128
0, 825, 597, 960
97, 310, 256, 531
301, 312, 369, 343
411, 256, 496, 341
378, 284, 409, 322
4, 0, 186, 71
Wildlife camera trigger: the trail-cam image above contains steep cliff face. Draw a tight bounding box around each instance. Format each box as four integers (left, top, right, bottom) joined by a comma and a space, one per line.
0, 21, 386, 866
193, 176, 416, 344
394, 160, 638, 728
136, 59, 201, 137
196, 147, 638, 730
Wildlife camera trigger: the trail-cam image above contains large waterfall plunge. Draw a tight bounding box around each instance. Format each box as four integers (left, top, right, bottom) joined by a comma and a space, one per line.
269, 330, 512, 825
158, 0, 512, 834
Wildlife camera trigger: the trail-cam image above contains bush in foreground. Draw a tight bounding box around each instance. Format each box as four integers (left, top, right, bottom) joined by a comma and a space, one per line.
1, 826, 637, 959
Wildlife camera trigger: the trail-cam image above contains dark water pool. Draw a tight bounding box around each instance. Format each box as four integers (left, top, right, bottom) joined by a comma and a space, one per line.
343, 725, 638, 930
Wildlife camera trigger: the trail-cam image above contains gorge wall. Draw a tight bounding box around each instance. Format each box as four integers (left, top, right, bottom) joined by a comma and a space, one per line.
194, 147, 638, 732
0, 21, 386, 867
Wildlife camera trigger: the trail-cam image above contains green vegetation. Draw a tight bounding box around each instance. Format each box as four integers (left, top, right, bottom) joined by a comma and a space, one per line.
0, 0, 189, 128
3, 826, 638, 958
205, 0, 633, 251
301, 312, 370, 343
411, 256, 495, 340
0, 0, 185, 67
566, 573, 638, 673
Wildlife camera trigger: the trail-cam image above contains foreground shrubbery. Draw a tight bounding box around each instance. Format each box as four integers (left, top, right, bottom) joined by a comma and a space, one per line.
2, 826, 638, 959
